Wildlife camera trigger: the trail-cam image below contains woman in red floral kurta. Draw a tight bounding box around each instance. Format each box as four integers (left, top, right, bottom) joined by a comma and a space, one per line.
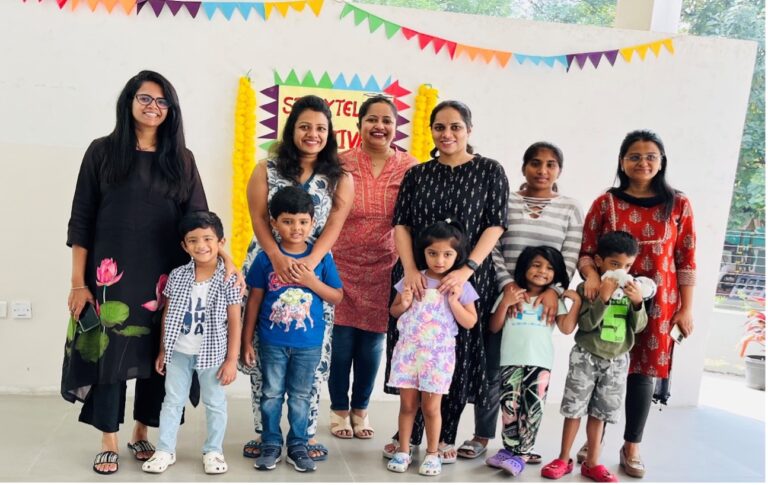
579, 130, 695, 479
329, 95, 417, 440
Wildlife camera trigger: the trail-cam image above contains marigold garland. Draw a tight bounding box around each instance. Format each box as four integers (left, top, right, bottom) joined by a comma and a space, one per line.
231, 75, 256, 267
409, 84, 438, 162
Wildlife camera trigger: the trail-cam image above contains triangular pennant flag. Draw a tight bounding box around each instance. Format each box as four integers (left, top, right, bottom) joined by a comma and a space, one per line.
118, 0, 135, 14
56, 0, 67, 8
393, 130, 407, 142
259, 131, 276, 139
529, 55, 542, 65
445, 41, 457, 59
261, 85, 279, 99
432, 37, 446, 54
289, 1, 305, 12
494, 51, 512, 67
455, 44, 477, 61
166, 0, 184, 16
301, 71, 317, 88
352, 5, 367, 25
261, 100, 278, 115
555, 56, 568, 68
542, 56, 556, 67
147, 0, 164, 16
86, 0, 99, 11
260, 117, 278, 131
383, 80, 410, 98
259, 141, 277, 151
649, 40, 663, 56
368, 14, 384, 33
307, 0, 322, 16
134, 0, 145, 14
662, 38, 674, 54
252, 2, 265, 19
339, 2, 353, 19
401, 27, 417, 40
417, 33, 433, 50
202, 2, 217, 19
264, 2, 274, 19
383, 21, 400, 39
274, 2, 291, 17
478, 48, 495, 64
218, 2, 236, 20
619, 47, 634, 62
317, 72, 334, 88
348, 74, 363, 90
235, 3, 252, 20
396, 114, 409, 126
393, 98, 408, 111
604, 50, 619, 66
636, 44, 649, 60
565, 54, 576, 71
587, 52, 603, 68
284, 69, 301, 86
184, 1, 201, 17
574, 53, 589, 69
272, 71, 283, 85
514, 54, 527, 65
363, 76, 380, 92
102, 0, 119, 12
333, 73, 347, 89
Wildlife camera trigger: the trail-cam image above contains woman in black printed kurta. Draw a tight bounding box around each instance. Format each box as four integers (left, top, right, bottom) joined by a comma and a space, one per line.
383, 101, 509, 460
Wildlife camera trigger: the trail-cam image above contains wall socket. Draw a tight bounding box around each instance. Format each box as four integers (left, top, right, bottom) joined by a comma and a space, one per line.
11, 301, 32, 319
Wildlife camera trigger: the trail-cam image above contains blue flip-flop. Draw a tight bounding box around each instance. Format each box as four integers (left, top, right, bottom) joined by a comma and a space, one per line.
307, 443, 329, 462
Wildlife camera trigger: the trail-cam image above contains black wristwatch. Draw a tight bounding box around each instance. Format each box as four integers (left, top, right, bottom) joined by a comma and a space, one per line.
466, 259, 479, 272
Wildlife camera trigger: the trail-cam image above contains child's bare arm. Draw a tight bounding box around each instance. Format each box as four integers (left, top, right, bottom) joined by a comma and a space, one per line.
556, 290, 581, 334
218, 304, 242, 385
450, 299, 478, 329
241, 289, 264, 368
390, 289, 413, 318
155, 303, 171, 375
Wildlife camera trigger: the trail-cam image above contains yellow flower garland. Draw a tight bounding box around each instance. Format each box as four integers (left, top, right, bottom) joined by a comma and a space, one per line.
231, 75, 256, 267
409, 84, 439, 163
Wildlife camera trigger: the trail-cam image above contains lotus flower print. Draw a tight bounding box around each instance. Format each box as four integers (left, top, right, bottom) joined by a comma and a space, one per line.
96, 258, 124, 287
142, 274, 169, 312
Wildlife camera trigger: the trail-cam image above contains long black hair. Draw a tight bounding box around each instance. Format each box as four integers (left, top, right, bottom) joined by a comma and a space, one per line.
103, 70, 192, 202
614, 129, 678, 217
514, 246, 570, 291
429, 100, 475, 159
273, 95, 343, 192
520, 141, 564, 192
414, 218, 469, 272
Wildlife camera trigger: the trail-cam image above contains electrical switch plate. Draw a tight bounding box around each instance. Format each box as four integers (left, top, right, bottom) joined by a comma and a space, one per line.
11, 301, 31, 319
0, 301, 6, 318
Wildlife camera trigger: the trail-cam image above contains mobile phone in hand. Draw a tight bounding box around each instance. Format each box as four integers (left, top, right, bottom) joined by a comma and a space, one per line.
77, 302, 101, 333
670, 324, 684, 344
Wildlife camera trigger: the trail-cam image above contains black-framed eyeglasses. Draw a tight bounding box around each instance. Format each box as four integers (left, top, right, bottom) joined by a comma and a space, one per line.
135, 94, 170, 110
623, 154, 661, 163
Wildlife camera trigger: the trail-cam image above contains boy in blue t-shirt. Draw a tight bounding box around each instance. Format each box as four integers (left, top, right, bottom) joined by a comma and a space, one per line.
242, 186, 343, 473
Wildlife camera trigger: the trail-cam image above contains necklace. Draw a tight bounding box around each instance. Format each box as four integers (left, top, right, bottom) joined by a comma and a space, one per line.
136, 141, 156, 152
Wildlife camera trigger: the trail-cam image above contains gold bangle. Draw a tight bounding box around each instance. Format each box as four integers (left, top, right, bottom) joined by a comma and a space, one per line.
71, 286, 88, 290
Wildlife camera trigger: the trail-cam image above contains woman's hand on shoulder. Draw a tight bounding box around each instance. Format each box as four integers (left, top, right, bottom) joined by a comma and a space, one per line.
503, 281, 528, 315
438, 266, 473, 295
534, 288, 560, 324
403, 268, 427, 301
222, 256, 246, 296
68, 287, 95, 321
583, 272, 601, 301
270, 251, 297, 284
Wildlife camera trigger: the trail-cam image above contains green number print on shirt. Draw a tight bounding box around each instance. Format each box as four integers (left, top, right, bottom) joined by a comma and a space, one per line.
601, 296, 629, 343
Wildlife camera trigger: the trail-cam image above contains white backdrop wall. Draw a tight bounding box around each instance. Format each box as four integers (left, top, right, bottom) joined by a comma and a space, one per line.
0, 2, 756, 408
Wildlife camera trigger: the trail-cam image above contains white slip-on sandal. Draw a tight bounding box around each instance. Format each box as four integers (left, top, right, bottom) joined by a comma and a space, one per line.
351, 413, 375, 439
203, 452, 228, 474
141, 451, 176, 474
329, 411, 353, 439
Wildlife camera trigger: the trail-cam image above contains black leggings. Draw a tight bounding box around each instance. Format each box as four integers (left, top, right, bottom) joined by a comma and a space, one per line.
79, 373, 167, 433
623, 373, 655, 443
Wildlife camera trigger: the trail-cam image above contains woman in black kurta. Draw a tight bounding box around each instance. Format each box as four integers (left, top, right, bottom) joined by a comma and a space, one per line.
384, 100, 508, 459
62, 71, 210, 474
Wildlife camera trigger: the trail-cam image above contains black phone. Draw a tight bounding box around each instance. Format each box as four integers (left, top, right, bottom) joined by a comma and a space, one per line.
77, 302, 101, 333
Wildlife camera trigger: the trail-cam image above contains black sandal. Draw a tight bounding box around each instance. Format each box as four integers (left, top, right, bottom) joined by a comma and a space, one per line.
127, 440, 155, 461
93, 451, 119, 475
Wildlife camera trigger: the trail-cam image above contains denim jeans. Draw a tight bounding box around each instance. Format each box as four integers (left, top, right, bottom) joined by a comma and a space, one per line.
157, 352, 227, 454
328, 325, 385, 411
260, 344, 322, 447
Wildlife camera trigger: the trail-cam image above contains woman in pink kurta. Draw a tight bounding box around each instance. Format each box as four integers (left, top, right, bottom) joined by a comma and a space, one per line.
328, 95, 417, 440
578, 130, 696, 479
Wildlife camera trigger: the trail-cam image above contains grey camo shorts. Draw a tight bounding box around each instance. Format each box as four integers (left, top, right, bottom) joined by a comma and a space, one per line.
560, 345, 629, 424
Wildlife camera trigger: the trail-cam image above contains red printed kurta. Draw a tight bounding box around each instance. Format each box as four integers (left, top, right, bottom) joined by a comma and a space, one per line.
333, 147, 417, 333
579, 191, 696, 378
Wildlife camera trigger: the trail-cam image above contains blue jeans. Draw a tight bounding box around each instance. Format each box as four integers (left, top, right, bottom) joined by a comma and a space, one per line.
328, 325, 385, 411
260, 344, 322, 447
157, 352, 227, 454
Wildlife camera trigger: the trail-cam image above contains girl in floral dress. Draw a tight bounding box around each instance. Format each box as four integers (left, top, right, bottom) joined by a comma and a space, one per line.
386, 220, 479, 476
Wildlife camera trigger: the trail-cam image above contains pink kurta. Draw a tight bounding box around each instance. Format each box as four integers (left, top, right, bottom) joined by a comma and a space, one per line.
579, 191, 696, 378
333, 147, 417, 333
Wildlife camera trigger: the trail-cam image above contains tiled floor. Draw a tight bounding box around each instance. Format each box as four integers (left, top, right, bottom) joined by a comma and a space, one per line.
1, 373, 763, 482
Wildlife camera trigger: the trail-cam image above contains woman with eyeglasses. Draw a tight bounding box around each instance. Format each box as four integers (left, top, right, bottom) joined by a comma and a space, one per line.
62, 70, 243, 474
327, 95, 417, 440
239, 95, 354, 463
577, 130, 696, 479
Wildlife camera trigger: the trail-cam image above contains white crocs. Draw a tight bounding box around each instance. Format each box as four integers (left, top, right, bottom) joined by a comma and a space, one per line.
142, 450, 176, 474
387, 451, 411, 473
203, 451, 228, 474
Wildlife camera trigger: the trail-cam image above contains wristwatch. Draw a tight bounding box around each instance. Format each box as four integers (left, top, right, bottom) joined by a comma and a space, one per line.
466, 259, 479, 272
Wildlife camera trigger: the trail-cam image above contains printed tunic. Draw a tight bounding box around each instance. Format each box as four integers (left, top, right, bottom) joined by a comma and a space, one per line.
385, 154, 509, 405
334, 147, 417, 333
578, 190, 696, 378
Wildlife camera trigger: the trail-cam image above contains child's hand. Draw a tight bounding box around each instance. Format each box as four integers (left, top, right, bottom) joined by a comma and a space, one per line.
154, 351, 166, 376
291, 263, 318, 286
217, 358, 238, 386
623, 280, 643, 306
401, 287, 414, 309
599, 277, 619, 303
562, 289, 581, 304
241, 342, 257, 368
448, 283, 463, 303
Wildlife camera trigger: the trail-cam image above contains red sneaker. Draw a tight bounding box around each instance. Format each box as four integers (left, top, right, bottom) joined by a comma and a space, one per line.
541, 458, 574, 479
581, 463, 619, 482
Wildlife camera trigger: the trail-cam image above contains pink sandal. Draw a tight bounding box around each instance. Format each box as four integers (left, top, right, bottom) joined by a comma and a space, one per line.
541, 458, 574, 479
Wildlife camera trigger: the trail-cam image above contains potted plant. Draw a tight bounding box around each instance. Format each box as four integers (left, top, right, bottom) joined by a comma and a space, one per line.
738, 297, 765, 390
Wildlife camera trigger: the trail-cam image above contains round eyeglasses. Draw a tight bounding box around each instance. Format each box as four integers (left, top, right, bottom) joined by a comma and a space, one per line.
135, 94, 170, 110
623, 154, 661, 163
